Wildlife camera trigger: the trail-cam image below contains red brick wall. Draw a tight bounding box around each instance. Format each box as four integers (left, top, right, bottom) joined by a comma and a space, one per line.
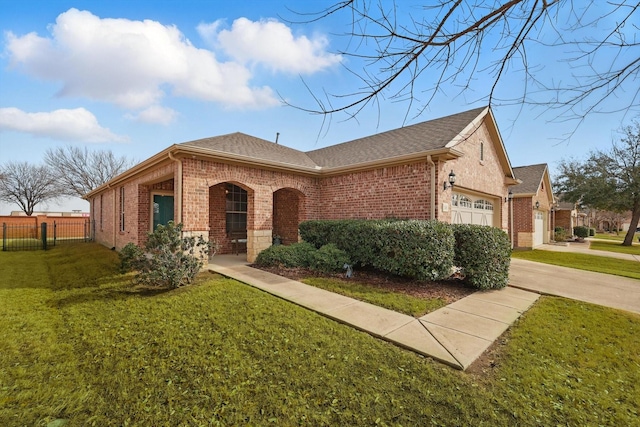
318, 162, 432, 220
274, 188, 303, 245
511, 197, 532, 248
555, 210, 572, 232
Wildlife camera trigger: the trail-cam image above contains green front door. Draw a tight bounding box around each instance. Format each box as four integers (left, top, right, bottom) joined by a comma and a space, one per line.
153, 195, 174, 229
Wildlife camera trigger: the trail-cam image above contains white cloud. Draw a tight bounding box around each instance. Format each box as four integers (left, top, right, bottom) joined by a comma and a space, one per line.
4, 9, 284, 110
0, 107, 127, 142
200, 18, 343, 74
126, 105, 178, 125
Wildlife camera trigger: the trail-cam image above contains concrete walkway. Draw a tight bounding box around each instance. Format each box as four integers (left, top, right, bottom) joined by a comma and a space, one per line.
510, 240, 640, 314
209, 255, 539, 370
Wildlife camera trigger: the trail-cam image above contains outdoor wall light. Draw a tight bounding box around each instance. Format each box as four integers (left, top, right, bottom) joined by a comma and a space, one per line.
534, 201, 540, 210
505, 190, 513, 202
443, 170, 456, 190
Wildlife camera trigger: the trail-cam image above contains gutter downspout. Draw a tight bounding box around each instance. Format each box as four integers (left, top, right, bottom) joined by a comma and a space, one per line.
108, 184, 116, 250
168, 152, 183, 225
427, 155, 436, 220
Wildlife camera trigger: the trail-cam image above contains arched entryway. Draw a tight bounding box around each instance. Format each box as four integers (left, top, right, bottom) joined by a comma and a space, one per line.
209, 182, 253, 254
273, 188, 305, 245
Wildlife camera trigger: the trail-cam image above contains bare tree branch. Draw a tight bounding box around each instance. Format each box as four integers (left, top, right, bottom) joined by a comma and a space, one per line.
44, 146, 135, 198
285, 0, 639, 132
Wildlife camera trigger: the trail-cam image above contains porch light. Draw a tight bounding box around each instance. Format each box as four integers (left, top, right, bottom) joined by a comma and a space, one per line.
534, 201, 540, 210
505, 190, 513, 202
443, 170, 456, 190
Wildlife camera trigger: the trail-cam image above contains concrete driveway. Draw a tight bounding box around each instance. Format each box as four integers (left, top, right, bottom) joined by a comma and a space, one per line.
509, 258, 640, 315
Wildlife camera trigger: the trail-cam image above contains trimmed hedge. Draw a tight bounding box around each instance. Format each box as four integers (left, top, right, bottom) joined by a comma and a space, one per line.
255, 242, 316, 268
283, 220, 513, 289
300, 219, 454, 281
453, 224, 511, 290
573, 226, 589, 239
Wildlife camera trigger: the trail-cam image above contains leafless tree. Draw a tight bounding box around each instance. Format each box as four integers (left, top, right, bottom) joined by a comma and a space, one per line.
289, 1, 638, 128
0, 162, 59, 216
45, 146, 134, 198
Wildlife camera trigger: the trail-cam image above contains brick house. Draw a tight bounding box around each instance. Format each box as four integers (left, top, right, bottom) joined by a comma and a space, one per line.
85, 106, 518, 261
509, 164, 554, 248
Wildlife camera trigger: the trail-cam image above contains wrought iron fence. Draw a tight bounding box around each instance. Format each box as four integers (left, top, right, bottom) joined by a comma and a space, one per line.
2, 220, 94, 251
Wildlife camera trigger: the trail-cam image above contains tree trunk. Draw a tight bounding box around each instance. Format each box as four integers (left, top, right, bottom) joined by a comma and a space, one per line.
622, 201, 640, 246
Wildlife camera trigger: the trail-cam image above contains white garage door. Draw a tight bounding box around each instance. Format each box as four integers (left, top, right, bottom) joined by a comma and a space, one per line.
451, 193, 494, 226
533, 211, 545, 246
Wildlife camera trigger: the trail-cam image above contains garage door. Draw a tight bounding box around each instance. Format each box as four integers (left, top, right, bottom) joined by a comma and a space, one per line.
451, 193, 494, 226
533, 211, 544, 246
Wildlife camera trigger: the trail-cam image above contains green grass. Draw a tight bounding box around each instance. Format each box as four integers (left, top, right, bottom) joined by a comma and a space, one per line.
594, 232, 637, 242
589, 239, 640, 255
301, 277, 447, 316
1, 244, 639, 426
512, 250, 640, 280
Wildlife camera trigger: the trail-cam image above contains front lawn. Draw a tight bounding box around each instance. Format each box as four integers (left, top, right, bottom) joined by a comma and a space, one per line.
1, 244, 639, 426
511, 250, 640, 280
589, 239, 640, 255
594, 232, 637, 242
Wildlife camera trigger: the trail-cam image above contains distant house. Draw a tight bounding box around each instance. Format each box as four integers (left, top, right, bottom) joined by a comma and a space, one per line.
509, 164, 554, 248
84, 107, 518, 261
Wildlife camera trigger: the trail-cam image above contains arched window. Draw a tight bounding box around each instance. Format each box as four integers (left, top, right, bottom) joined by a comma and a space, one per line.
459, 195, 472, 208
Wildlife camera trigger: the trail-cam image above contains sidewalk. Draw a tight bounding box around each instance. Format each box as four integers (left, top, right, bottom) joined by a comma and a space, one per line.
209, 255, 539, 371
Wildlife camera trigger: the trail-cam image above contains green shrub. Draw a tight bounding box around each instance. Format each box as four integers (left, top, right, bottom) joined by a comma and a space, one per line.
300, 219, 455, 280
371, 220, 454, 280
309, 244, 351, 273
589, 228, 596, 237
453, 224, 511, 290
120, 222, 212, 288
119, 242, 144, 273
554, 227, 566, 242
574, 226, 589, 239
255, 242, 316, 268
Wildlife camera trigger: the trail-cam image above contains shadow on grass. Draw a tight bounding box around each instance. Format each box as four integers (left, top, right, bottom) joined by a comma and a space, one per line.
51, 273, 217, 308
51, 281, 174, 308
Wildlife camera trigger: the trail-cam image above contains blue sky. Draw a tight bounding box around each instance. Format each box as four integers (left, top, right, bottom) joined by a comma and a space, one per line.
1, 0, 638, 214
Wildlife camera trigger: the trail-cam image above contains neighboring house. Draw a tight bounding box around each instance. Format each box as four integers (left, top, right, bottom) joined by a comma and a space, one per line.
509, 164, 554, 248
553, 197, 579, 236
84, 106, 518, 262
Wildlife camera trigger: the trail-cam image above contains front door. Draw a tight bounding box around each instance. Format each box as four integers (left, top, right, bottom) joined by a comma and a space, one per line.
153, 194, 174, 229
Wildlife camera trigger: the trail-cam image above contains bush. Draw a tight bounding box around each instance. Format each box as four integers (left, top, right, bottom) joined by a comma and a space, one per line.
119, 221, 212, 288
573, 226, 589, 239
309, 244, 351, 273
453, 224, 511, 290
119, 242, 144, 273
255, 242, 316, 268
589, 228, 595, 236
554, 227, 566, 242
371, 220, 454, 281
301, 219, 454, 280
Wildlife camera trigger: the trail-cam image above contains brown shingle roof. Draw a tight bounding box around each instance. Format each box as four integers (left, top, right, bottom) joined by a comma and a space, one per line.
180, 132, 318, 169
179, 107, 488, 170
306, 107, 487, 168
511, 164, 548, 195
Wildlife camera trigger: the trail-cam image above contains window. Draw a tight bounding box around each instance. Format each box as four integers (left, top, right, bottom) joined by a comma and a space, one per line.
226, 184, 247, 234
480, 142, 484, 161
99, 194, 103, 231
451, 194, 459, 206
474, 199, 494, 211
459, 195, 472, 208
119, 187, 125, 232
